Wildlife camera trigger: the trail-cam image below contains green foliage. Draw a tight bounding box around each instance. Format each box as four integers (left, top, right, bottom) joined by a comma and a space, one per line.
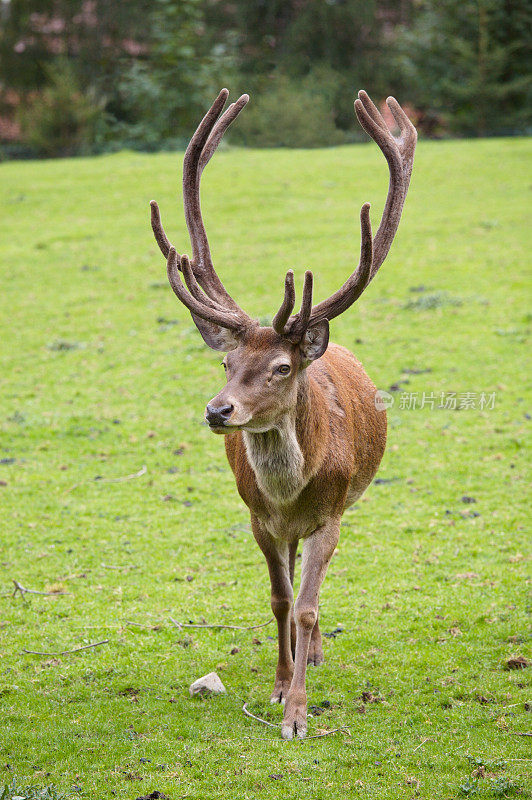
231, 74, 345, 148
111, 0, 212, 147
0, 783, 67, 800
1, 0, 530, 154
459, 776, 520, 796
18, 61, 106, 157
0, 138, 530, 797
203, 0, 406, 138
395, 0, 532, 136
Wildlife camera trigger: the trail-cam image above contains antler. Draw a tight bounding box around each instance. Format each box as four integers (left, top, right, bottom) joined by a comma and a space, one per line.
273, 91, 416, 339
355, 91, 417, 278
166, 250, 246, 332
150, 89, 253, 330
151, 88, 416, 348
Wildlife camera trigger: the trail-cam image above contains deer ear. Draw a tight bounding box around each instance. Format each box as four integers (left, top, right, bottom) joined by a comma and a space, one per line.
192, 313, 240, 351
299, 319, 329, 364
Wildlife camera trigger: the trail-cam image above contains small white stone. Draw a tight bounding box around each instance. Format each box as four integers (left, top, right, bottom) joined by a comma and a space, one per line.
189, 671, 226, 697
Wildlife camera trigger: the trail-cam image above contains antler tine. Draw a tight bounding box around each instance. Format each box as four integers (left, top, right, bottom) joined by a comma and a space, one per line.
182, 89, 251, 321
355, 91, 417, 279
150, 92, 229, 272
356, 90, 388, 133
166, 248, 244, 332
183, 88, 228, 269
272, 270, 296, 334
305, 203, 373, 325
277, 91, 415, 338
150, 200, 173, 260
387, 95, 417, 153
199, 94, 250, 175
150, 200, 235, 314
285, 271, 313, 341
354, 95, 401, 171
180, 254, 230, 312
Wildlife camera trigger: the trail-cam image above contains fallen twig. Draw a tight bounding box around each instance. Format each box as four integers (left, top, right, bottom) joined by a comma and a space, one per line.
510, 732, 532, 737
125, 620, 152, 627
105, 464, 147, 483
22, 639, 109, 656
170, 616, 274, 631
305, 727, 351, 740
242, 702, 279, 729
241, 703, 350, 740
12, 580, 68, 599
502, 701, 529, 709
63, 465, 147, 495
412, 736, 432, 753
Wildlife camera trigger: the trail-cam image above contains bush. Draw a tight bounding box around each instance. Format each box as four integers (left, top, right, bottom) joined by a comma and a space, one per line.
231, 74, 345, 148
18, 61, 106, 158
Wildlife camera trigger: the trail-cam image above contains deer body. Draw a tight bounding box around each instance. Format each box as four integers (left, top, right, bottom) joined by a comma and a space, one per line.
226, 340, 387, 528
150, 87, 416, 738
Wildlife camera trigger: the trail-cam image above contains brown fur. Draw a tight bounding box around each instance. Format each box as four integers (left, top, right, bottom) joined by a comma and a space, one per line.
225, 340, 387, 527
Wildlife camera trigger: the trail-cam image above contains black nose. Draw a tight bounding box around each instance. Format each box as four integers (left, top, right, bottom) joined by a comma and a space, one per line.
206, 403, 234, 426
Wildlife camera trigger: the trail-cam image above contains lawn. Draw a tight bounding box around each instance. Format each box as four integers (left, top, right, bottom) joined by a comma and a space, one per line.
0, 135, 530, 799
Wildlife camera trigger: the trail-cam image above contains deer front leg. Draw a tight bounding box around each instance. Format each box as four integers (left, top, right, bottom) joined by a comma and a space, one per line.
252, 518, 294, 704
282, 520, 340, 740
287, 540, 324, 666
290, 606, 325, 665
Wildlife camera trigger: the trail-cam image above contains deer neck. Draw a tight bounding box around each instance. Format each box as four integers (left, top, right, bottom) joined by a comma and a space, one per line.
242, 375, 326, 504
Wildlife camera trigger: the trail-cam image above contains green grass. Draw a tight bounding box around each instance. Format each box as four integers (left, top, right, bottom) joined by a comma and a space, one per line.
0, 137, 530, 800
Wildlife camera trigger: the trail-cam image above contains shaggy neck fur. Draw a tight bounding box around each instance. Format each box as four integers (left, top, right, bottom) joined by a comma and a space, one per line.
243, 414, 304, 504
241, 373, 326, 505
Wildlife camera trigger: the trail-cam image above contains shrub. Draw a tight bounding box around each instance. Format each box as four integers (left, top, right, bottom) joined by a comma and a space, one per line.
18, 61, 106, 158
231, 74, 345, 148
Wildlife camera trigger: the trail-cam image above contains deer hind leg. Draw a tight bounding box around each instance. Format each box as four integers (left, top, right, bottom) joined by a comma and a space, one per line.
282, 520, 340, 739
252, 518, 294, 704
307, 608, 325, 666
291, 611, 325, 665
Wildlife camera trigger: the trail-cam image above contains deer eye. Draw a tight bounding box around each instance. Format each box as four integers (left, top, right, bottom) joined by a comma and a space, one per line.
276, 364, 291, 376
221, 362, 227, 370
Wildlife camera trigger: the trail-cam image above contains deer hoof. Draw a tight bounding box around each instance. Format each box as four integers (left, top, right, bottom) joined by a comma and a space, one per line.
281, 696, 308, 739
270, 678, 292, 705
281, 717, 308, 740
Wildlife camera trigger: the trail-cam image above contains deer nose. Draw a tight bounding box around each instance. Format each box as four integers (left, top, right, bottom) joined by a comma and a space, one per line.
206, 403, 234, 426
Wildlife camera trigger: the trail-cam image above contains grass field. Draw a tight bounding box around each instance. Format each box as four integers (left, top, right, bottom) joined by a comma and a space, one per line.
0, 135, 530, 799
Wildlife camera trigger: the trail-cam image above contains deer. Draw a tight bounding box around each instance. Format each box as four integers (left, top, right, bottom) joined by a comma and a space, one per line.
149, 88, 416, 739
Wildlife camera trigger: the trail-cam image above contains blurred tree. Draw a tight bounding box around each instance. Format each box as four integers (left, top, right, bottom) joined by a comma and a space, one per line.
203, 0, 414, 132
114, 0, 212, 146
0, 0, 154, 153
1, 0, 529, 155
395, 0, 532, 135
0, 0, 212, 151
230, 72, 345, 147
0, 0, 153, 95
18, 58, 106, 156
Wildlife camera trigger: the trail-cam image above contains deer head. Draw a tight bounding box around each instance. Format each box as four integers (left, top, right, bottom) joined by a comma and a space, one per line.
150, 88, 416, 434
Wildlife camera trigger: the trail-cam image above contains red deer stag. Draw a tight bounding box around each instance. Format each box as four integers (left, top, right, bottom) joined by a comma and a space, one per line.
150, 89, 416, 739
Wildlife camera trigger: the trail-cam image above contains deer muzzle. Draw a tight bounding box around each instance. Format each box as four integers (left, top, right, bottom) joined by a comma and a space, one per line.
205, 402, 234, 428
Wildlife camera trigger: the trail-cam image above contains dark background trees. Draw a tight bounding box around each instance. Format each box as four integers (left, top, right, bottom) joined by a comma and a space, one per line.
0, 0, 530, 156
